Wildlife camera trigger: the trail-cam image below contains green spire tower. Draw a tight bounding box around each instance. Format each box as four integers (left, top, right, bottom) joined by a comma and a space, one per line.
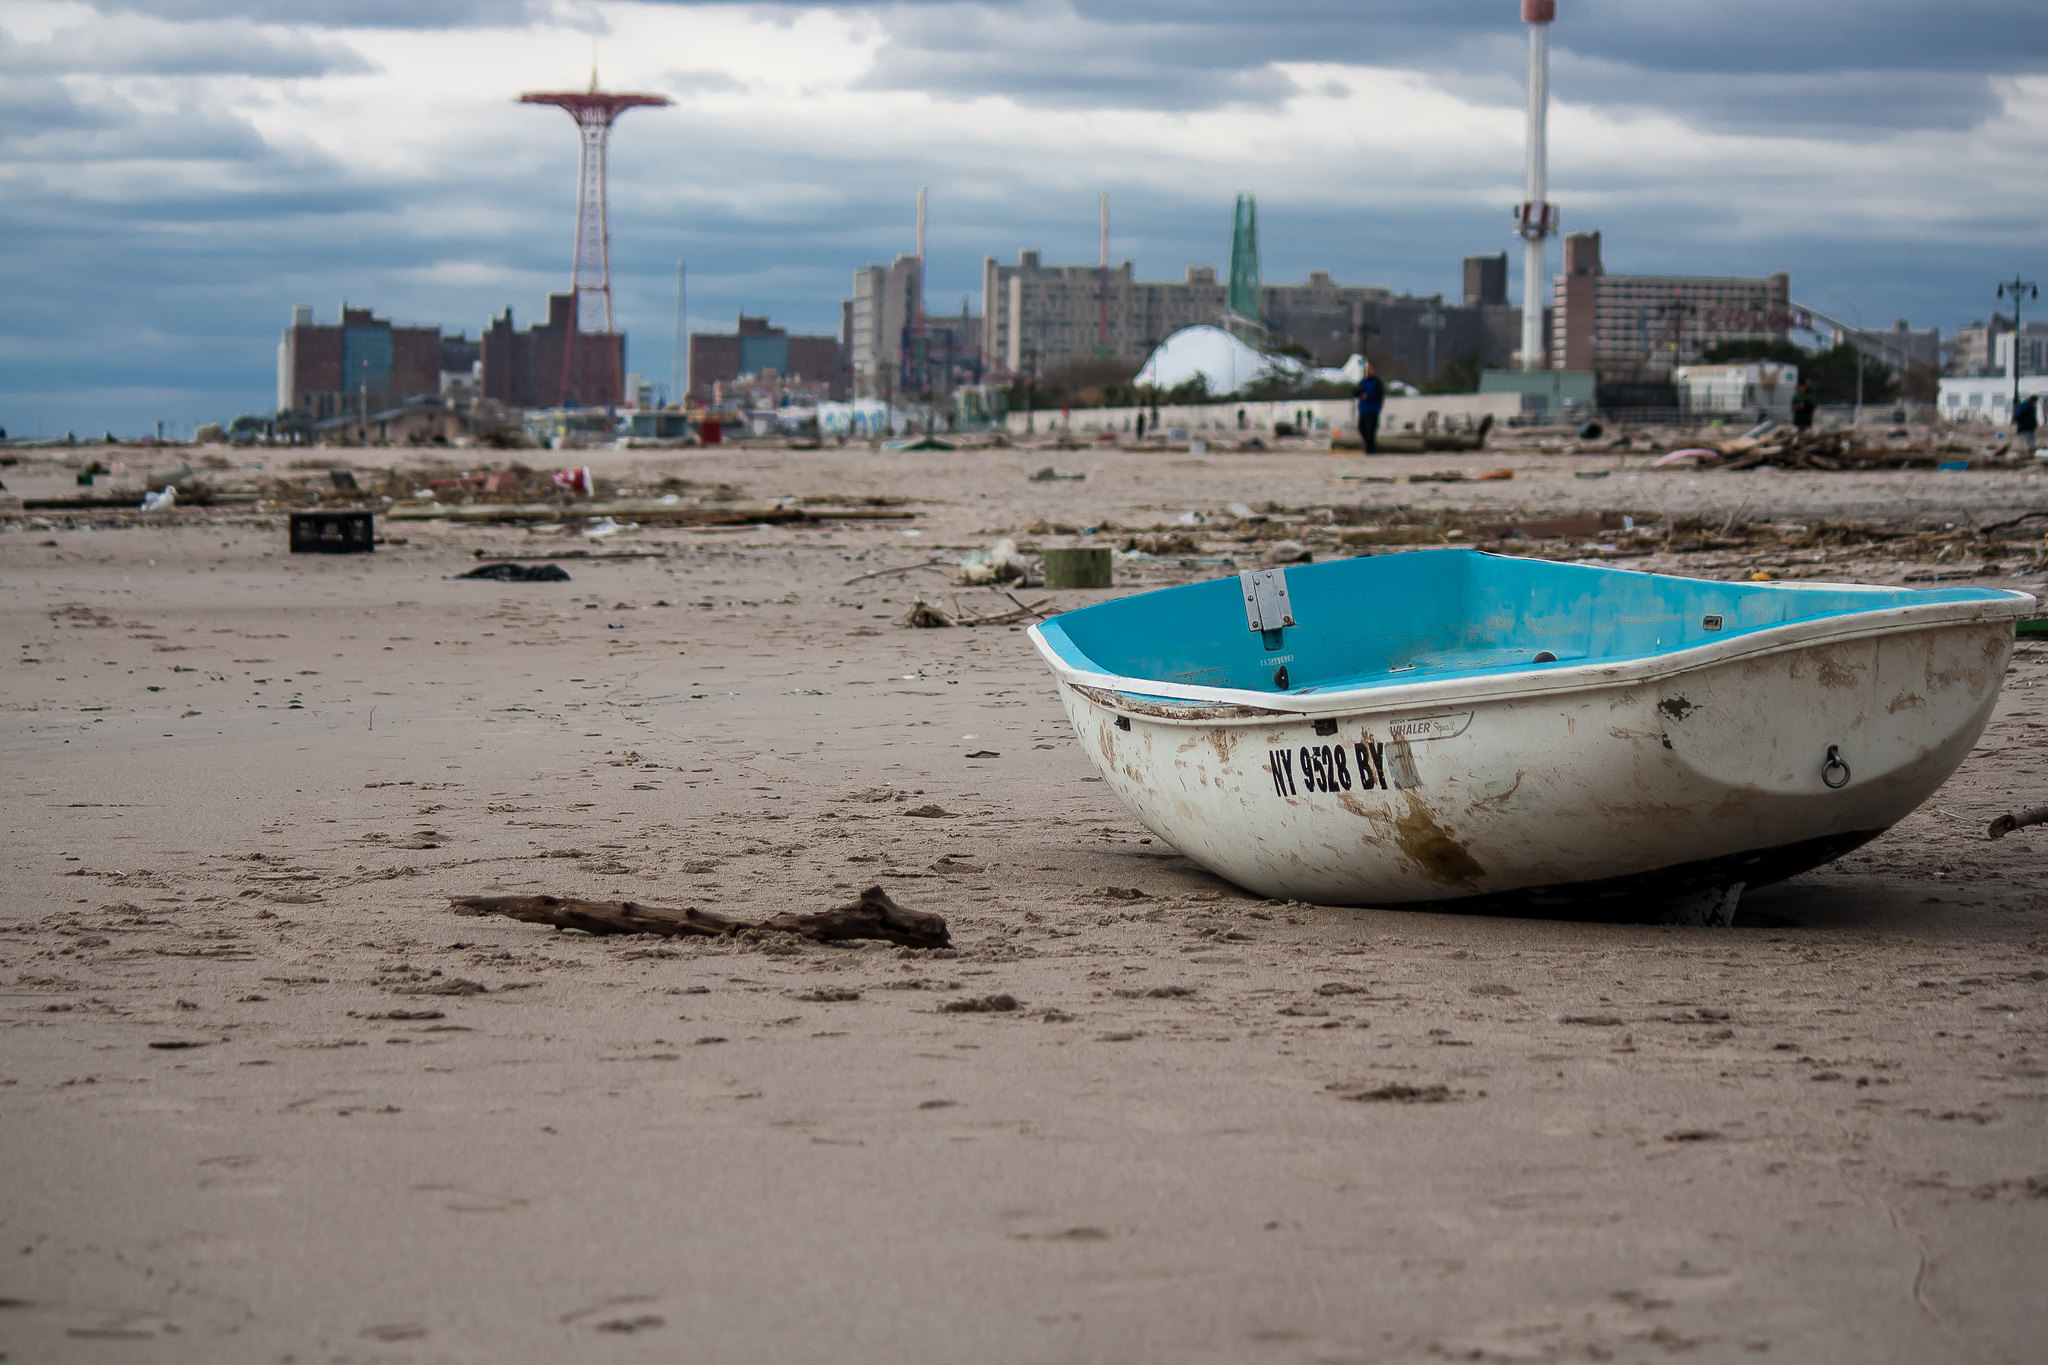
1227, 192, 1262, 339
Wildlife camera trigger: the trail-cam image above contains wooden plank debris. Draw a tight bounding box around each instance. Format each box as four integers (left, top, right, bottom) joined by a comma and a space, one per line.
449, 884, 949, 949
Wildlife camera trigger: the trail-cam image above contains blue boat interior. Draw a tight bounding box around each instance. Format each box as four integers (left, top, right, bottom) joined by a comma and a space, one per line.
1037, 548, 2013, 696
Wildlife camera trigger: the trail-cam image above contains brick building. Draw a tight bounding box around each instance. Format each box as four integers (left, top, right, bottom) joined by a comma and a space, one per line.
276, 305, 443, 419
687, 314, 844, 403
977, 250, 1520, 387
1551, 232, 1792, 377
480, 294, 625, 411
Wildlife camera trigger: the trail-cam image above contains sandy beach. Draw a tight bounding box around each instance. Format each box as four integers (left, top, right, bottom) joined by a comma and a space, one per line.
3, 439, 2045, 1363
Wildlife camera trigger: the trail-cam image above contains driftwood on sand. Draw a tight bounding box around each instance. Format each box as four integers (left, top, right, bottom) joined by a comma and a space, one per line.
1988, 805, 2048, 840
449, 883, 950, 949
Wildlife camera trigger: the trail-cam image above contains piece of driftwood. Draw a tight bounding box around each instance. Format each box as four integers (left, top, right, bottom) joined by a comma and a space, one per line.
842, 558, 952, 584
902, 590, 1054, 629
449, 884, 949, 948
1988, 805, 2048, 840
758, 888, 951, 946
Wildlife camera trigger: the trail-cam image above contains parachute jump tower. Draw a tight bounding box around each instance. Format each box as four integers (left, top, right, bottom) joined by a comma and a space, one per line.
520, 72, 671, 404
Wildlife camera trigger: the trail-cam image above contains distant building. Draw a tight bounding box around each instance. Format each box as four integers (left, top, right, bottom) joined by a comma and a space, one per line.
714, 371, 836, 411
1263, 275, 1520, 383
1463, 252, 1508, 307
1995, 326, 2048, 378
1552, 232, 1792, 377
979, 250, 1519, 387
480, 294, 625, 410
1840, 319, 1940, 377
1674, 362, 1799, 418
849, 255, 924, 399
1479, 368, 1597, 415
1952, 318, 2008, 376
1938, 373, 2048, 423
688, 314, 844, 403
277, 304, 442, 419
1953, 318, 2048, 376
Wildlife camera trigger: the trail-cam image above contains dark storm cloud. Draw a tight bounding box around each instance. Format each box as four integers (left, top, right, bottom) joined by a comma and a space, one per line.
840, 0, 2047, 128
90, 0, 544, 28
0, 17, 372, 77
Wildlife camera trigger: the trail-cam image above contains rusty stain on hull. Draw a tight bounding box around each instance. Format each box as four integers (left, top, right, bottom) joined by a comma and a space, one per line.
1394, 795, 1485, 888
1813, 651, 1861, 689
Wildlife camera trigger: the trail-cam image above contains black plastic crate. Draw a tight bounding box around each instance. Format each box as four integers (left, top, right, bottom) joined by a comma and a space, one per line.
289, 511, 375, 554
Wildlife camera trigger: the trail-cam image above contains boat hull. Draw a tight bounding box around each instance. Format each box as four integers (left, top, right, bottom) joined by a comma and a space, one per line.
1050, 618, 2013, 913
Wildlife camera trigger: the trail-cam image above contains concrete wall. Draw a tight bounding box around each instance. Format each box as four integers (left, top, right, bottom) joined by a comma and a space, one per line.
1000, 392, 1521, 438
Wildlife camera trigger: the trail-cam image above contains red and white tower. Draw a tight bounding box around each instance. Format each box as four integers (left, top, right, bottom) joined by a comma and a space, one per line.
519, 74, 670, 404
1514, 0, 1558, 371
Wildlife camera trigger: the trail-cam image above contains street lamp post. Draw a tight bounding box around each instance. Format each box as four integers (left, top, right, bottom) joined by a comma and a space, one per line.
1824, 296, 1862, 428
1997, 274, 2039, 422
1419, 299, 1447, 384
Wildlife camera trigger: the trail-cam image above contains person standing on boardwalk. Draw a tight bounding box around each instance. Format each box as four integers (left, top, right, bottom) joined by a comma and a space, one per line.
2017, 393, 2039, 457
1354, 363, 1387, 454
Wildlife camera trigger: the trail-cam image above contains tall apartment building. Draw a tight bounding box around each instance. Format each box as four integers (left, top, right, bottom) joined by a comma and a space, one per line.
277, 305, 444, 418
1463, 252, 1508, 308
979, 251, 1218, 378
848, 255, 922, 399
479, 293, 625, 410
687, 314, 844, 403
1551, 232, 1792, 377
979, 250, 1520, 384
1995, 325, 2048, 377
1955, 317, 2048, 376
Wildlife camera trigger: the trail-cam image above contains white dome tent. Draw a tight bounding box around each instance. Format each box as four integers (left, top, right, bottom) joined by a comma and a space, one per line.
1133, 325, 1383, 397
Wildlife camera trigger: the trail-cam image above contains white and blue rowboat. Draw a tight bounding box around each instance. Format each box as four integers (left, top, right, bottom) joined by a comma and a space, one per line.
1029, 549, 2034, 924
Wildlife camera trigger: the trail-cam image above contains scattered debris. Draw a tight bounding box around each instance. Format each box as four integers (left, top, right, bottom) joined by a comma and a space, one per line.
472, 549, 665, 562
457, 563, 571, 582
387, 499, 915, 526
1476, 513, 1634, 540
1989, 805, 2048, 840
842, 558, 951, 585
1651, 448, 1717, 468
393, 978, 489, 997
1327, 1082, 1453, 1103
938, 993, 1019, 1013
1030, 467, 1085, 481
959, 537, 1029, 585
902, 592, 1053, 628
289, 510, 375, 554
449, 884, 951, 949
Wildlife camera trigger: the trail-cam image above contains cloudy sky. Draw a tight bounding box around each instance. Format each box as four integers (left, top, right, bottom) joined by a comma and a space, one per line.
3, 0, 2046, 435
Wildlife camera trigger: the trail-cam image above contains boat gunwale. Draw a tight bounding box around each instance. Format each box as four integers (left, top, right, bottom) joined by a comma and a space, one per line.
1032, 587, 2034, 725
